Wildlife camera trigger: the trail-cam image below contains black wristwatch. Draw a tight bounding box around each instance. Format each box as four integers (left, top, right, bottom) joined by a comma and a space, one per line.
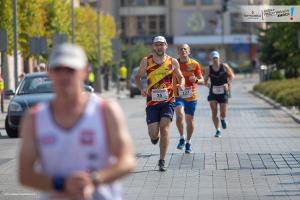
53, 176, 65, 192
195, 79, 199, 84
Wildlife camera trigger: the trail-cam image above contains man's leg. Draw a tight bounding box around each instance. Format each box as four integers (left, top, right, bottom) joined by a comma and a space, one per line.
175, 106, 184, 137
186, 115, 194, 141
220, 103, 228, 129
184, 100, 197, 153
146, 105, 160, 144
148, 122, 160, 144
209, 101, 221, 137
175, 106, 185, 149
159, 117, 172, 161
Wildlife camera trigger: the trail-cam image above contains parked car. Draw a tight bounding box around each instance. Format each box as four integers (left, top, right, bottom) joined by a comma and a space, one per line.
5, 72, 94, 138
129, 67, 147, 98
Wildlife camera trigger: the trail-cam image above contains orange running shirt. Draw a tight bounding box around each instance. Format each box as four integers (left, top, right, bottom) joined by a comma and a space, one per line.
174, 58, 202, 101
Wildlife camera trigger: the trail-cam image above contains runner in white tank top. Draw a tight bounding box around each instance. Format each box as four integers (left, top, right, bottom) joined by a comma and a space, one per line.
18, 43, 136, 200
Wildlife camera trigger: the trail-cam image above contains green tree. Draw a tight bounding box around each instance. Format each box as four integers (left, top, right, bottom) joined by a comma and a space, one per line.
18, 0, 47, 58
0, 0, 13, 53
258, 0, 300, 78
127, 42, 149, 68
43, 0, 71, 46
74, 6, 116, 66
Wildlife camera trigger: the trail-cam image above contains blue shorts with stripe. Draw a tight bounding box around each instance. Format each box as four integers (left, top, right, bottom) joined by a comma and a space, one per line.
175, 98, 197, 116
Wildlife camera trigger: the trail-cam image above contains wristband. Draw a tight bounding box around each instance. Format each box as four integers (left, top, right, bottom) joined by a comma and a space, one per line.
53, 176, 65, 192
195, 79, 198, 84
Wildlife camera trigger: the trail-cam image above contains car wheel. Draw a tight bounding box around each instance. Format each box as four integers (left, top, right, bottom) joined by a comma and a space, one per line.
5, 116, 18, 138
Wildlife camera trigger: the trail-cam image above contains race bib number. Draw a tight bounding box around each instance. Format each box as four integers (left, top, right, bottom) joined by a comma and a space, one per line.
151, 89, 169, 101
212, 85, 225, 94
178, 87, 192, 98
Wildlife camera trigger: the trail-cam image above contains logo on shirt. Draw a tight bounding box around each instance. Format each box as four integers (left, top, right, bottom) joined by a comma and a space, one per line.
40, 134, 57, 145
80, 130, 95, 145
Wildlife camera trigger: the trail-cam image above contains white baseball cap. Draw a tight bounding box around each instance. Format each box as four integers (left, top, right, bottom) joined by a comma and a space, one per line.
210, 51, 220, 58
153, 36, 167, 44
48, 43, 88, 70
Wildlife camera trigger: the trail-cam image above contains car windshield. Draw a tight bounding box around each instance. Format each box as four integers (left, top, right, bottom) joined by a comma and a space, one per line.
17, 75, 53, 95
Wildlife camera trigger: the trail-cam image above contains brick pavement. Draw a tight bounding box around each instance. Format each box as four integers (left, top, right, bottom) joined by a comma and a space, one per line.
122, 75, 300, 200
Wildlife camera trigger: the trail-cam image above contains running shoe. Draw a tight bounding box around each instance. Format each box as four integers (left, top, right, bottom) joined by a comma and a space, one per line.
215, 130, 222, 138
221, 119, 227, 129
177, 138, 185, 150
158, 159, 166, 171
185, 143, 192, 154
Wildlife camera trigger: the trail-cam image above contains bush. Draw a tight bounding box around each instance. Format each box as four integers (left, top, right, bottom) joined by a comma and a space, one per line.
253, 78, 300, 107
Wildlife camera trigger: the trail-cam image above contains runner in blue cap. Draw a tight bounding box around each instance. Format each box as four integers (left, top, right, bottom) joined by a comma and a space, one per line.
204, 50, 235, 138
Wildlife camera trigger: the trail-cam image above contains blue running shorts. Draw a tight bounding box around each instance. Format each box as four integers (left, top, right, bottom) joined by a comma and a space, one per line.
175, 98, 197, 116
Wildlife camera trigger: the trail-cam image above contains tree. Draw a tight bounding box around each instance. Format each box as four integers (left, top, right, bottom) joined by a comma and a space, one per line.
43, 0, 71, 46
0, 0, 13, 53
258, 0, 300, 78
74, 6, 116, 66
18, 0, 47, 59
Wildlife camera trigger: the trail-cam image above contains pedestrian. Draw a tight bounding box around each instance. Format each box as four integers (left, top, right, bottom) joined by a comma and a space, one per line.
18, 43, 136, 200
135, 36, 185, 171
174, 44, 204, 153
204, 50, 235, 138
119, 65, 127, 91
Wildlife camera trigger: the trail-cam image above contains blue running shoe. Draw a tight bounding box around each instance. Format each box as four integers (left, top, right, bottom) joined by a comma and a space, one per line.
177, 138, 185, 150
185, 143, 192, 154
215, 130, 222, 138
221, 119, 227, 129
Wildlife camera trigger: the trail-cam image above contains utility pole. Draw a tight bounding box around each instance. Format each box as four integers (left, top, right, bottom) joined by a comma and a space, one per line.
71, 0, 75, 44
96, 0, 102, 93
13, 0, 18, 90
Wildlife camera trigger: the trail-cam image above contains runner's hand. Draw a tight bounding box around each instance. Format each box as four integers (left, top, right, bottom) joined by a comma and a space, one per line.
189, 75, 196, 83
177, 84, 185, 91
224, 83, 229, 91
140, 89, 147, 97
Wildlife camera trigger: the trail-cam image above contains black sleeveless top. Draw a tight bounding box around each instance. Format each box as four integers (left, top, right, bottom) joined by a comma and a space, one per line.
209, 63, 228, 86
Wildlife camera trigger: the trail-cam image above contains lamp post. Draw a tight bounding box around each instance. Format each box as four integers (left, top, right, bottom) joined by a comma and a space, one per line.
96, 0, 102, 93
13, 0, 18, 89
71, 0, 75, 43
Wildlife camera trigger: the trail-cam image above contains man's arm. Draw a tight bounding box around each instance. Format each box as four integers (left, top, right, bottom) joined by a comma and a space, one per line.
204, 67, 210, 87
18, 109, 53, 191
134, 57, 147, 97
172, 58, 185, 90
92, 99, 136, 185
193, 63, 204, 85
223, 63, 235, 91
224, 63, 235, 83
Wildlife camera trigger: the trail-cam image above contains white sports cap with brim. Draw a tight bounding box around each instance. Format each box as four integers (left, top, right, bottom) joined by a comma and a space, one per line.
48, 43, 88, 70
153, 36, 167, 44
210, 51, 220, 58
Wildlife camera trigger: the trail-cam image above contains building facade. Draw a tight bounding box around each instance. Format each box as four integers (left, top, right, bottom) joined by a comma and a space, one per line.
81, 0, 269, 66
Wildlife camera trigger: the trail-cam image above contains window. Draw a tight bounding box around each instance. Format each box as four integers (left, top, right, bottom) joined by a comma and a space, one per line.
137, 16, 146, 35
183, 0, 196, 5
135, 0, 146, 6
159, 0, 165, 5
149, 16, 157, 35
230, 13, 250, 33
121, 17, 127, 38
159, 15, 165, 35
201, 0, 213, 5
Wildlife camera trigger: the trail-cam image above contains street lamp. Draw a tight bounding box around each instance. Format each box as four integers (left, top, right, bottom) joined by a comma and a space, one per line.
71, 0, 75, 43
13, 0, 18, 89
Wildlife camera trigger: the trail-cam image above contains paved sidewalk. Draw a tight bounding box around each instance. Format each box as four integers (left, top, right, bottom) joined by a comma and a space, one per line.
122, 75, 300, 200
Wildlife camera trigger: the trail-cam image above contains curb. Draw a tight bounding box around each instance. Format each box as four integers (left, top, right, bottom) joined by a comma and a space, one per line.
251, 90, 300, 124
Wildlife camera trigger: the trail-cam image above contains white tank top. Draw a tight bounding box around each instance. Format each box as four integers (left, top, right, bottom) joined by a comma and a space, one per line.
34, 94, 122, 200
